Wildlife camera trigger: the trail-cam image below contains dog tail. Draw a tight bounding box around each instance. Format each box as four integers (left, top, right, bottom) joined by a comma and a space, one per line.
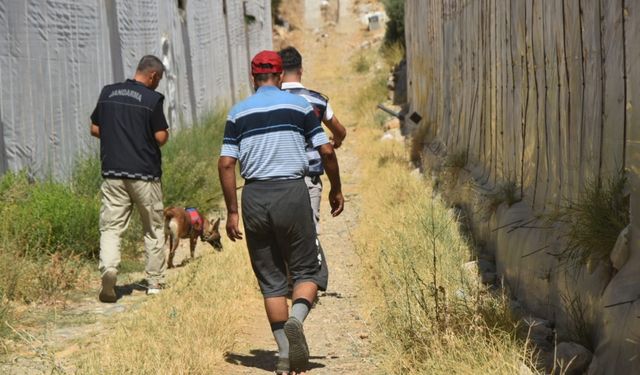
163, 207, 176, 246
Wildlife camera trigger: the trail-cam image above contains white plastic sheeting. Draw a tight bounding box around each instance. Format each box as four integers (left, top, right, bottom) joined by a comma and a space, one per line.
405, 0, 640, 373
0, 0, 272, 179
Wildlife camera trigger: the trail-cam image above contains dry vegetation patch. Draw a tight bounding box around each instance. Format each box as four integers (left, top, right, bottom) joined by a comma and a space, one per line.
348, 48, 539, 374
75, 239, 257, 374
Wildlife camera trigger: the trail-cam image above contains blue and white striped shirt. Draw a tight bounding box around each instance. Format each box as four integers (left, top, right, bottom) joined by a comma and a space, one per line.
220, 85, 330, 180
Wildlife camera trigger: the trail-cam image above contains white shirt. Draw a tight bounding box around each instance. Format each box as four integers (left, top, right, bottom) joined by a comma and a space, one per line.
281, 82, 334, 121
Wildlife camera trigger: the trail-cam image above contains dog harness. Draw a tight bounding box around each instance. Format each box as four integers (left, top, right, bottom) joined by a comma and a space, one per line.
185, 207, 203, 236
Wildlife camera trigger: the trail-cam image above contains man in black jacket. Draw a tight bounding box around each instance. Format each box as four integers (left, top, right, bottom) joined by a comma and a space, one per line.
90, 55, 169, 302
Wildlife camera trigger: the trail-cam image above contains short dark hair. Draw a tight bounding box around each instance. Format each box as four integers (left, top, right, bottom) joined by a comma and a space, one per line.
278, 46, 302, 72
136, 55, 165, 74
253, 72, 281, 83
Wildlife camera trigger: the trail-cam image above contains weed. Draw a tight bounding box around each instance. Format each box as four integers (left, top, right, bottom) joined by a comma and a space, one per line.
561, 293, 594, 351
445, 150, 468, 170
354, 127, 538, 373
380, 42, 406, 67
410, 123, 430, 164
485, 181, 522, 213
162, 112, 226, 211
71, 154, 102, 198
551, 172, 629, 268
374, 111, 389, 127
353, 52, 371, 73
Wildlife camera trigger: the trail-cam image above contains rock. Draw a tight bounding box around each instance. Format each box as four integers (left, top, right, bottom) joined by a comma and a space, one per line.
555, 342, 593, 375
455, 289, 468, 300
481, 272, 496, 285
610, 225, 630, 271
462, 260, 480, 274
359, 333, 369, 339
380, 129, 403, 142
509, 299, 526, 317
586, 354, 601, 375
519, 363, 535, 375
461, 261, 482, 287
384, 117, 400, 130
410, 168, 422, 178
522, 316, 553, 351
477, 259, 496, 274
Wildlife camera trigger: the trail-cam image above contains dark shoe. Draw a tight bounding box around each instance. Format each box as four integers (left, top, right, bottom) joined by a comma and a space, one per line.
275, 357, 290, 374
99, 269, 117, 303
284, 317, 309, 372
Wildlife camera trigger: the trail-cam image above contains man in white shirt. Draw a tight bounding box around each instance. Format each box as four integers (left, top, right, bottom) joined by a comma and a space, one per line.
279, 47, 347, 234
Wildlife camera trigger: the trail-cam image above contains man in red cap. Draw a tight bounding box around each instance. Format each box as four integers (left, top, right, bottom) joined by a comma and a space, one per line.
218, 50, 344, 374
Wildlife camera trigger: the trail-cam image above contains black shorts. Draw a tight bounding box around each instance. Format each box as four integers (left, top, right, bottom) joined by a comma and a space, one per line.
242, 178, 328, 297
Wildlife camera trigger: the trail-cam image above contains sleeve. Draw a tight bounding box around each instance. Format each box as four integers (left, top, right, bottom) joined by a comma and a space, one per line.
90, 88, 103, 125
324, 101, 334, 121
303, 106, 330, 148
150, 98, 169, 132
220, 115, 240, 159
90, 104, 100, 125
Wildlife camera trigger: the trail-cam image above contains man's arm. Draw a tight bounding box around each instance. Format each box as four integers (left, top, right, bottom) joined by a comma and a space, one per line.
90, 124, 100, 138
218, 156, 243, 241
150, 99, 170, 147
322, 115, 346, 149
318, 143, 344, 216
155, 130, 169, 146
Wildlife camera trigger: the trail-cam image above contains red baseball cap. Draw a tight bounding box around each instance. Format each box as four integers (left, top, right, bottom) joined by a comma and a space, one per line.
251, 50, 283, 74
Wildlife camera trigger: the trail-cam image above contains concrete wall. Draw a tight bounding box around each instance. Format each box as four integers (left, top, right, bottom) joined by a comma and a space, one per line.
405, 1, 640, 373
0, 0, 272, 179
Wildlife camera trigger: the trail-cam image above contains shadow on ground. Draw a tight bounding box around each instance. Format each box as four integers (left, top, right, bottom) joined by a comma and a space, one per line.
114, 280, 148, 300
225, 349, 326, 372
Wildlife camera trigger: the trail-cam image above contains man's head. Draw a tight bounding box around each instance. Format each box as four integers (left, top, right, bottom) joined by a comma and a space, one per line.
251, 50, 283, 90
135, 55, 165, 90
278, 46, 303, 82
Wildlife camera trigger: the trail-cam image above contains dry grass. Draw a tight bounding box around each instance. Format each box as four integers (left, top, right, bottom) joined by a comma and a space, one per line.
550, 172, 629, 269
348, 52, 539, 374
75, 239, 258, 374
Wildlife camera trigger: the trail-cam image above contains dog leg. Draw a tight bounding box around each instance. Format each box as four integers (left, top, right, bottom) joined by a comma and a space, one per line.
168, 234, 179, 269
190, 237, 197, 260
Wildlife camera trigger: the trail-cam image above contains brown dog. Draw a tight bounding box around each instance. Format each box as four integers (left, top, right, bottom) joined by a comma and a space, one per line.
163, 206, 222, 268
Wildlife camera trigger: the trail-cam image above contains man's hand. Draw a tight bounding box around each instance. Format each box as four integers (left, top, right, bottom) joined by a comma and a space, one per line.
329, 188, 344, 217
90, 124, 100, 138
225, 212, 243, 241
155, 129, 169, 146
331, 136, 343, 149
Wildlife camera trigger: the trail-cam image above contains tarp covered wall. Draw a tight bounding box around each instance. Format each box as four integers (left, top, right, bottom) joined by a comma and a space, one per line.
0, 0, 272, 179
405, 1, 639, 373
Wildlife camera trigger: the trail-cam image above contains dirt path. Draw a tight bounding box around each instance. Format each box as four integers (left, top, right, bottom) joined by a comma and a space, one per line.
217, 0, 380, 373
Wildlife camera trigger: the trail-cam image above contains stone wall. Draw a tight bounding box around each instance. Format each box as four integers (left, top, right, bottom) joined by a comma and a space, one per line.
405, 1, 640, 373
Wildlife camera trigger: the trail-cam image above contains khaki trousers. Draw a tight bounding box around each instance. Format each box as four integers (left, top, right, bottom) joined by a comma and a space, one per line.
99, 178, 166, 284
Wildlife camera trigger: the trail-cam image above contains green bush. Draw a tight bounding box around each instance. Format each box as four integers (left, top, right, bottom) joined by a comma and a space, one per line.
162, 111, 226, 211
553, 172, 629, 269
15, 183, 100, 258
71, 154, 102, 198
0, 173, 99, 259
382, 0, 405, 47
352, 53, 371, 73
